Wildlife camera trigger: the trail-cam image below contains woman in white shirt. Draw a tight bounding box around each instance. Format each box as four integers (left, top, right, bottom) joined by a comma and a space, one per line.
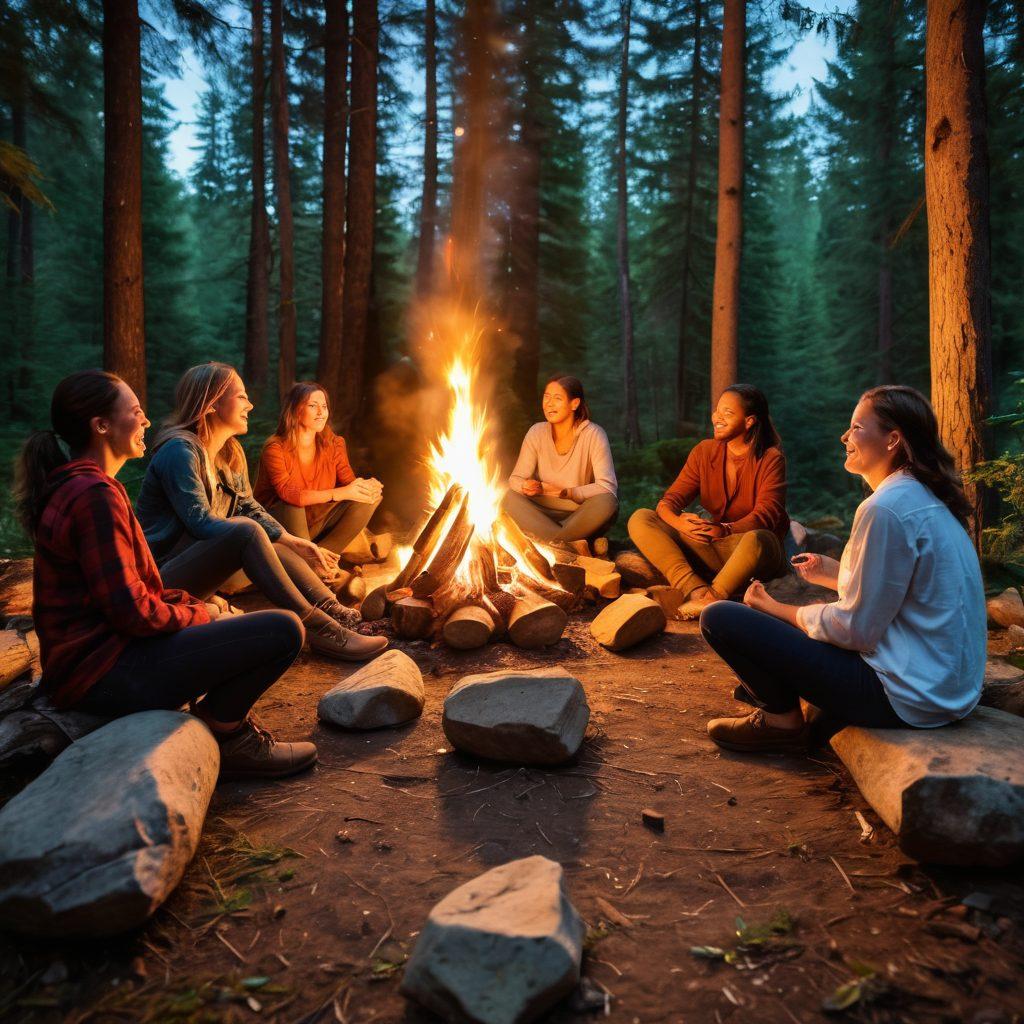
699, 385, 986, 753
501, 375, 618, 555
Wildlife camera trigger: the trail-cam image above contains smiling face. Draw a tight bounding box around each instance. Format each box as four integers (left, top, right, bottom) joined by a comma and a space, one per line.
93, 381, 150, 460
841, 399, 900, 479
542, 382, 579, 426
711, 391, 754, 442
298, 390, 330, 434
211, 373, 253, 436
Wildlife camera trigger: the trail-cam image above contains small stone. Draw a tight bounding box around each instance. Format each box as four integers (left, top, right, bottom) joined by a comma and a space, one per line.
641, 808, 665, 832
317, 649, 425, 730
987, 587, 1024, 629
400, 856, 584, 1024
442, 667, 590, 766
727, 796, 738, 806
335, 830, 353, 844
273, 904, 286, 919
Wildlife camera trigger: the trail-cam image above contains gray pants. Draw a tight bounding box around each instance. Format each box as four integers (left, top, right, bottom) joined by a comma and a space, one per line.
267, 497, 380, 554
500, 489, 618, 544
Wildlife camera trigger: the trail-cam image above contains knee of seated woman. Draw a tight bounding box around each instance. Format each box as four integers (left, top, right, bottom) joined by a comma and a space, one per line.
225, 515, 262, 538
627, 507, 657, 532
250, 608, 305, 653
698, 599, 749, 635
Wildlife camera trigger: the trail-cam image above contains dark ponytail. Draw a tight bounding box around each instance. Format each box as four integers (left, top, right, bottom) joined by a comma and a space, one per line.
722, 383, 782, 459
861, 385, 972, 529
546, 374, 591, 423
14, 370, 123, 536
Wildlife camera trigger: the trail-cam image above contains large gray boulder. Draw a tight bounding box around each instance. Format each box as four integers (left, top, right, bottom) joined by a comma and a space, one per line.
830, 706, 1024, 867
317, 649, 424, 730
0, 711, 219, 935
400, 856, 584, 1024
442, 667, 589, 766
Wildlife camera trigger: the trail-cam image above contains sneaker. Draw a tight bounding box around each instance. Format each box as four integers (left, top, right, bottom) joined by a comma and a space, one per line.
706, 709, 808, 754
218, 716, 318, 780
307, 617, 389, 662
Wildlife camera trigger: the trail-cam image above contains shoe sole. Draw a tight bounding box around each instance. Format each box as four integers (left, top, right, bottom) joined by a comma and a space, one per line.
308, 639, 390, 662
220, 754, 318, 781
710, 737, 808, 755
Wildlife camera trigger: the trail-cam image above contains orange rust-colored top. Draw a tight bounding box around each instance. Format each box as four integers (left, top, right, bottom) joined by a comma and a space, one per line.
659, 439, 789, 539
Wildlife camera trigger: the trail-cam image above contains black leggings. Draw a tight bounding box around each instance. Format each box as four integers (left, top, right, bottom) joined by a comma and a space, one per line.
159, 517, 334, 611
78, 610, 304, 724
699, 601, 906, 728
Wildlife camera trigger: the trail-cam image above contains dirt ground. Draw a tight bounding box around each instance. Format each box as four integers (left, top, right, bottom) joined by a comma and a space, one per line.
1, 569, 1023, 1024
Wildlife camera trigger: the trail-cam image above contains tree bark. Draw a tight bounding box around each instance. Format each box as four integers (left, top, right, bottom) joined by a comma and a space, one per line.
245, 0, 271, 396
709, 0, 744, 407
616, 0, 641, 448
876, 2, 896, 384
270, 0, 296, 402
102, 0, 146, 405
415, 0, 438, 299
318, 0, 349, 407
925, 0, 992, 547
338, 0, 378, 436
675, 0, 704, 431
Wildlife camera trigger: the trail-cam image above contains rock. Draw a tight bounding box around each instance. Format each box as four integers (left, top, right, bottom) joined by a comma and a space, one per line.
0, 711, 219, 935
641, 808, 665, 832
1007, 624, 1024, 651
984, 658, 1024, 685
400, 856, 584, 1024
981, 679, 1024, 719
614, 551, 666, 589
646, 585, 685, 619
830, 706, 1024, 867
442, 667, 589, 766
987, 587, 1024, 629
590, 594, 666, 651
804, 530, 845, 560
592, 572, 621, 600
0, 699, 109, 768
0, 675, 38, 716
764, 571, 835, 606
317, 649, 425, 730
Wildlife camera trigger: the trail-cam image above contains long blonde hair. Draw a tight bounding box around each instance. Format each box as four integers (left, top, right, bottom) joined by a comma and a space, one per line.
155, 362, 247, 473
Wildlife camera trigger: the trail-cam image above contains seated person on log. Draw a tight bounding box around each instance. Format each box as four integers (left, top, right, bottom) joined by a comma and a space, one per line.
17, 370, 316, 780
135, 362, 387, 663
700, 385, 986, 754
500, 374, 618, 556
254, 381, 383, 560
628, 384, 788, 619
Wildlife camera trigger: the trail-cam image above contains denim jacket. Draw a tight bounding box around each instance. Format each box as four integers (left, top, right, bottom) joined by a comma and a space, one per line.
136, 432, 283, 564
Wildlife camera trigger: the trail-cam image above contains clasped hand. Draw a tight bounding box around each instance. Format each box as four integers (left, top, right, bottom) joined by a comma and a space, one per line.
521, 479, 564, 498
335, 477, 383, 504
676, 512, 727, 542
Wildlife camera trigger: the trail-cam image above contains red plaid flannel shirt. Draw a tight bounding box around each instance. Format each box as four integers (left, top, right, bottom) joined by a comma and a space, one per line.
34, 459, 211, 708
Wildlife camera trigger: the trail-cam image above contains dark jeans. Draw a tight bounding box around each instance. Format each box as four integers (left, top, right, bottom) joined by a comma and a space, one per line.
159, 517, 334, 611
78, 610, 304, 724
699, 601, 906, 728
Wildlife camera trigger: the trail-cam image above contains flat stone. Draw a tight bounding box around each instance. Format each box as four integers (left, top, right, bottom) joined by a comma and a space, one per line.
442, 667, 589, 766
830, 707, 1024, 867
317, 649, 425, 730
400, 856, 584, 1024
0, 711, 219, 935
590, 594, 666, 651
984, 658, 1024, 685
987, 587, 1024, 628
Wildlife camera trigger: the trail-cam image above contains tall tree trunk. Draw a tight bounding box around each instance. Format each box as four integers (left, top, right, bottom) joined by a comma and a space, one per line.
102, 0, 146, 405
318, 0, 349, 407
6, 99, 25, 283
925, 0, 992, 547
270, 0, 296, 402
876, 2, 896, 384
709, 0, 744, 407
676, 0, 704, 432
245, 0, 271, 397
338, 0, 378, 436
617, 0, 641, 448
415, 0, 438, 299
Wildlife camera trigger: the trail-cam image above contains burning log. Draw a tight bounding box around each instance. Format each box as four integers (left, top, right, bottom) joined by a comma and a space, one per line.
519, 578, 581, 614
551, 561, 585, 598
410, 495, 474, 598
392, 597, 434, 640
496, 511, 555, 584
442, 605, 495, 650
507, 588, 568, 649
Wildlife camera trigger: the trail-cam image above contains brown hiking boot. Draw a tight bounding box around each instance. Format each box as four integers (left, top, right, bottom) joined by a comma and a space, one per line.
707, 709, 808, 754
307, 616, 389, 662
218, 716, 318, 780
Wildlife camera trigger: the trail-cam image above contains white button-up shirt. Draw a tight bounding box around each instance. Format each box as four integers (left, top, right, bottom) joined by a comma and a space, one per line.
797, 471, 986, 727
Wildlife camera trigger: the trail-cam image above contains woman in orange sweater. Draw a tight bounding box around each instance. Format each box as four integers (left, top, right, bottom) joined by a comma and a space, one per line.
255, 382, 383, 555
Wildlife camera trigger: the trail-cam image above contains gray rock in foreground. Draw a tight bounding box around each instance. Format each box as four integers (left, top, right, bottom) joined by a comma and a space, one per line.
317, 649, 424, 730
400, 855, 584, 1024
830, 706, 1024, 867
0, 711, 219, 935
442, 668, 589, 766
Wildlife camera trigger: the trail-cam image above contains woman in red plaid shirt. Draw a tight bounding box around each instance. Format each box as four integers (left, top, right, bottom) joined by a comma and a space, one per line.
15, 370, 317, 781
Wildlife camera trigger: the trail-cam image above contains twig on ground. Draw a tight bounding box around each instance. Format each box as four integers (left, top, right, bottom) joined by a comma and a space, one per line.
215, 929, 249, 964
829, 856, 857, 895
536, 822, 554, 846
339, 870, 395, 961
591, 957, 623, 977
247, 929, 262, 950
666, 898, 715, 921
621, 861, 645, 898
825, 912, 854, 928
709, 781, 733, 794
712, 871, 747, 909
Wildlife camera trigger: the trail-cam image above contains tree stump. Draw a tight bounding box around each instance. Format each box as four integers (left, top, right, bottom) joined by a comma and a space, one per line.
361, 584, 390, 621
392, 597, 434, 640
443, 606, 495, 650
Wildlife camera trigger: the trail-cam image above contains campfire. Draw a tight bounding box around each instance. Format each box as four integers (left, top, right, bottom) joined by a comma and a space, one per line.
361, 316, 605, 650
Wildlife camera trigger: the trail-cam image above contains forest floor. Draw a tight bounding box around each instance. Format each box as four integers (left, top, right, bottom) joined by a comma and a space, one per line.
1, 561, 1023, 1024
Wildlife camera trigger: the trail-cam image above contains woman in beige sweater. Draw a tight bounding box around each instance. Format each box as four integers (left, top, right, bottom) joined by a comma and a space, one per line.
501, 375, 618, 554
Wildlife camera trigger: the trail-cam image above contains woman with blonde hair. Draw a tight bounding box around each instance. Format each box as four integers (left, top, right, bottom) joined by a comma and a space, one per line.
136, 363, 387, 662
255, 381, 383, 554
